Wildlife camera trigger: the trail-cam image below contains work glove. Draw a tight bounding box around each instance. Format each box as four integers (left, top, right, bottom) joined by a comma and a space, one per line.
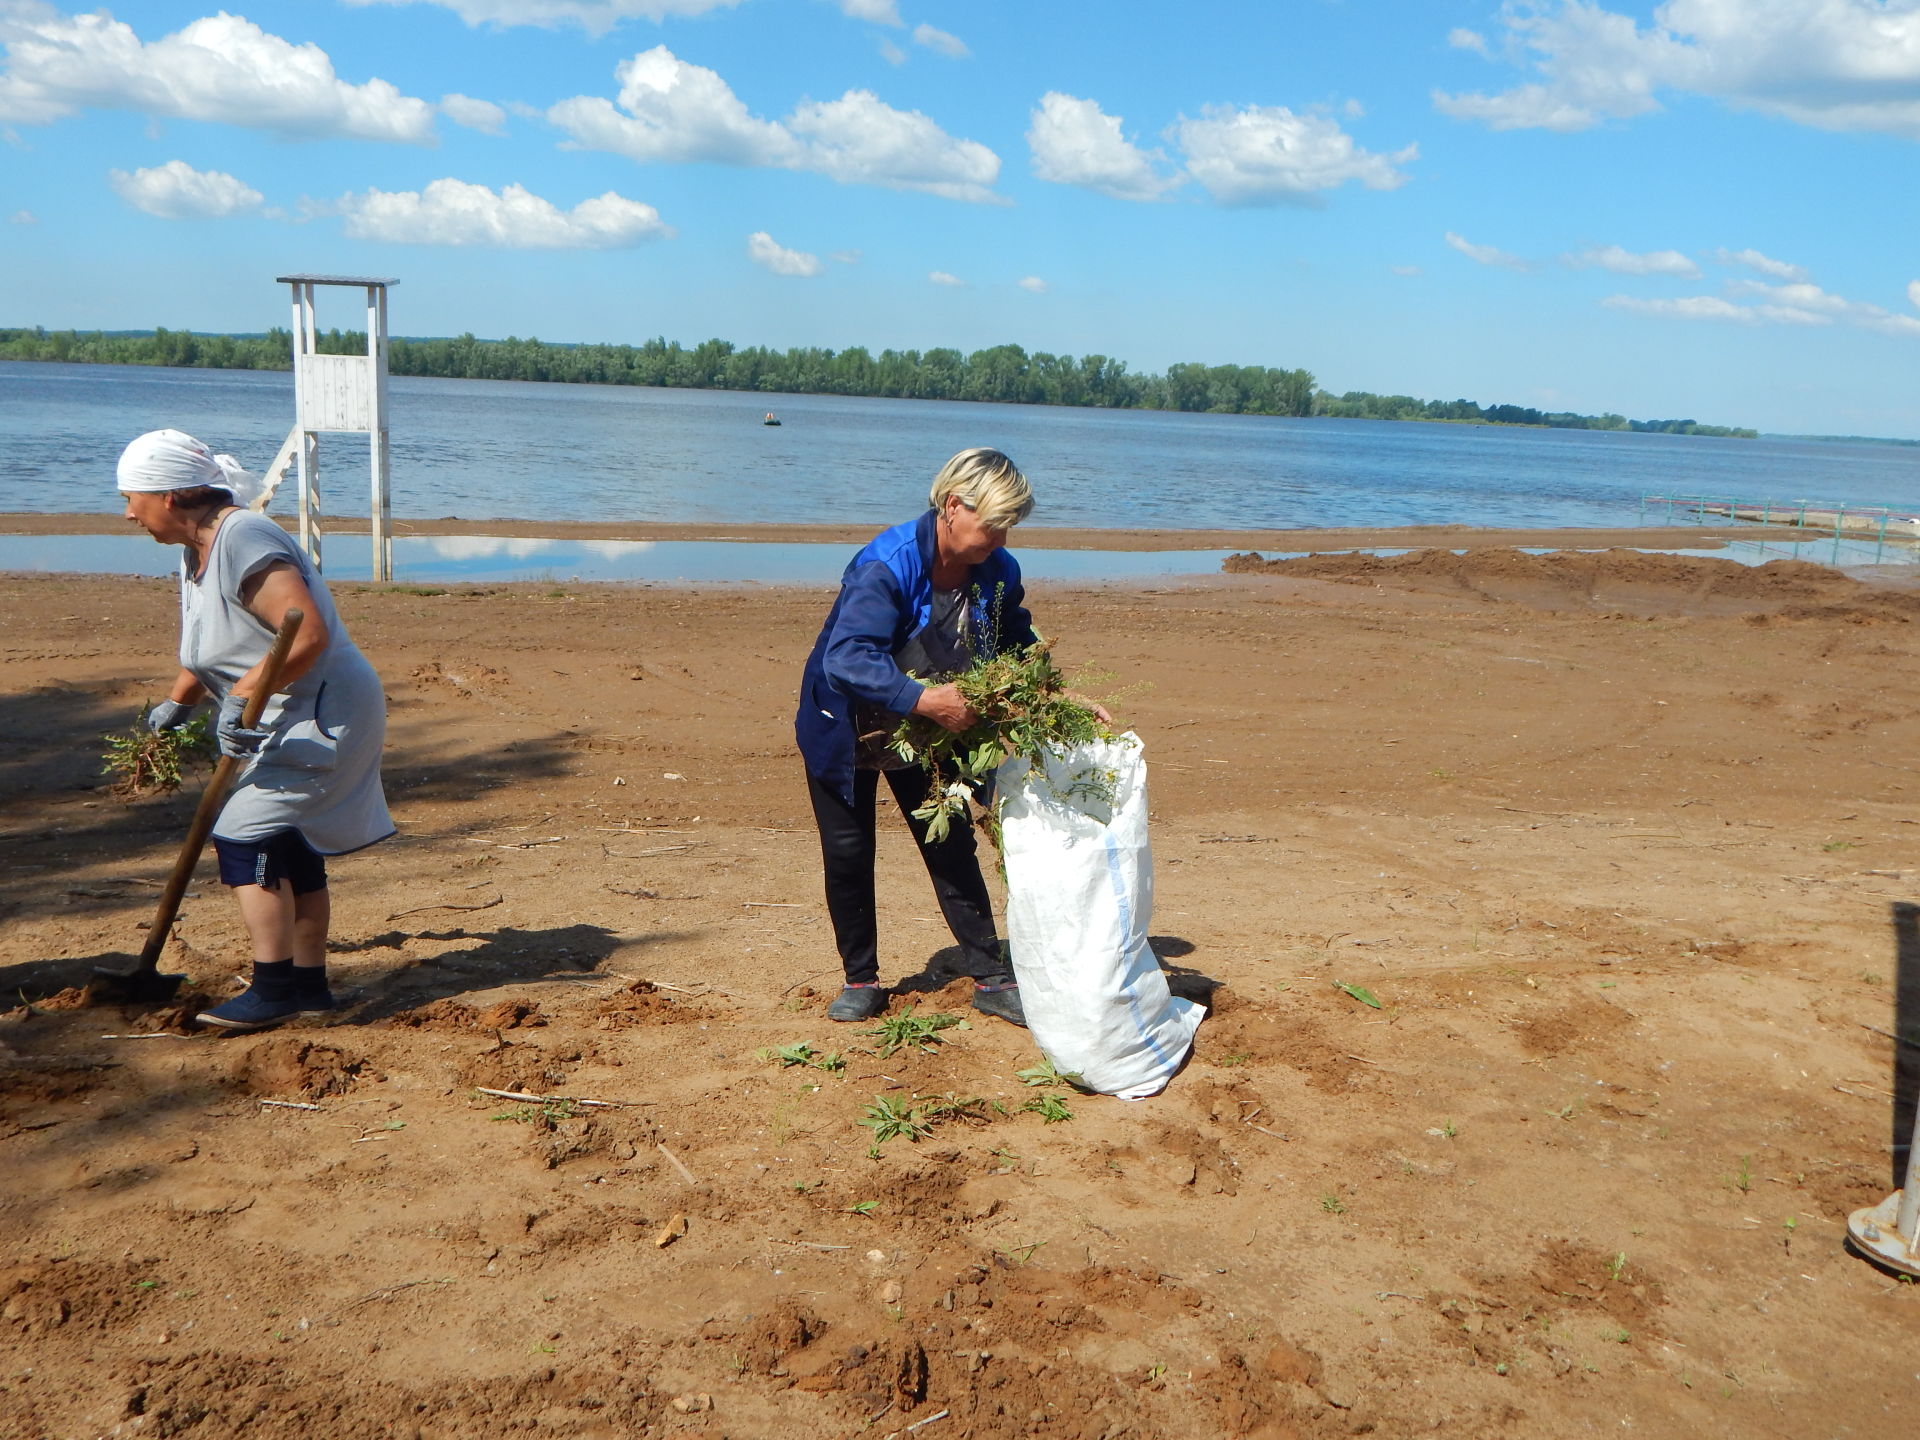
215, 691, 271, 759
145, 698, 196, 733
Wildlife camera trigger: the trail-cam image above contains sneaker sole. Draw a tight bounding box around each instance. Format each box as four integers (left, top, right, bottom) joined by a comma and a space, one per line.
194, 1012, 296, 1033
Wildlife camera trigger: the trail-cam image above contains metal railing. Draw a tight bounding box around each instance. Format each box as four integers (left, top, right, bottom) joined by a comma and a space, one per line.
1640, 494, 1920, 565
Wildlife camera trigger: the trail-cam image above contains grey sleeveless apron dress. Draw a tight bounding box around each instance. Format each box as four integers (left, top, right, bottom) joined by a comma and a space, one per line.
178, 511, 393, 855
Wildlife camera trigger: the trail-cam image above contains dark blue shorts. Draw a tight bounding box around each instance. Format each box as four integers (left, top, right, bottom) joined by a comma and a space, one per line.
212, 830, 329, 895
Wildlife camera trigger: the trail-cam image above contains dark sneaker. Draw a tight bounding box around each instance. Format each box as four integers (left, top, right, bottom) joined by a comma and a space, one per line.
295, 988, 342, 1017
291, 969, 340, 1017
197, 985, 306, 1033
971, 975, 1027, 1028
827, 984, 889, 1022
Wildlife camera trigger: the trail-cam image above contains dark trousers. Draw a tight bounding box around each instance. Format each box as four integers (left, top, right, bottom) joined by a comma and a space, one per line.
806, 765, 1003, 986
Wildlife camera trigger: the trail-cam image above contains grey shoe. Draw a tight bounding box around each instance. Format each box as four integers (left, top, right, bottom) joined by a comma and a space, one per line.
971, 975, 1027, 1028
827, 984, 889, 1022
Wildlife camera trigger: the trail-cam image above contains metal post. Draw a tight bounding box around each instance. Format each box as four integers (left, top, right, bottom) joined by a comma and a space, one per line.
366, 283, 392, 583
299, 431, 322, 572
1849, 1096, 1920, 1275
288, 281, 319, 570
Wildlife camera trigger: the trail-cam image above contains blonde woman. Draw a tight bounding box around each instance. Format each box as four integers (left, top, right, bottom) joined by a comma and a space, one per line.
119, 429, 392, 1032
794, 448, 1043, 1025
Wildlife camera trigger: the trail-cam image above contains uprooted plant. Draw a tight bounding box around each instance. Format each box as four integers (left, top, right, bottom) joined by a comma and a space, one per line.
858, 1090, 1000, 1157
890, 626, 1118, 845
102, 706, 216, 798
866, 1007, 966, 1058
755, 1041, 847, 1073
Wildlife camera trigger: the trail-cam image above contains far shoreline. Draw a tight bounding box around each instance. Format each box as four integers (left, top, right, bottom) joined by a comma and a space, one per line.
0, 513, 1785, 552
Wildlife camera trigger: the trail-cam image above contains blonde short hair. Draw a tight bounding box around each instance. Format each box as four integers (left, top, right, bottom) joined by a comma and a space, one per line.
928, 448, 1034, 531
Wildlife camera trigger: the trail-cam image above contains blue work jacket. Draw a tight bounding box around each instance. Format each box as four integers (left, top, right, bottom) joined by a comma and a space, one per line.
796, 509, 1036, 807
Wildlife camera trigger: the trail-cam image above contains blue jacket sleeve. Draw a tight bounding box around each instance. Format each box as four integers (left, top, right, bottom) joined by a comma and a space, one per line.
822, 560, 925, 714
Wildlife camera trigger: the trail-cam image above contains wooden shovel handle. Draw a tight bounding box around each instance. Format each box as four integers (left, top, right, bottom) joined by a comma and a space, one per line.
135, 608, 305, 973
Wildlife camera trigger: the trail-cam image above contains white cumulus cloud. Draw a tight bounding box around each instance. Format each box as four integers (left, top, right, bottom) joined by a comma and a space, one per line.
343, 0, 744, 35
1565, 244, 1700, 278
1603, 294, 1758, 323
913, 24, 969, 58
550, 47, 1000, 203
746, 230, 822, 276
11, 208, 38, 224
1726, 278, 1920, 335
1604, 276, 1920, 335
442, 93, 507, 135
928, 270, 963, 287
839, 0, 902, 24
1444, 230, 1531, 271
1434, 0, 1920, 140
548, 47, 798, 166
1027, 92, 1178, 201
1017, 275, 1047, 293
336, 178, 672, 248
1708, 246, 1807, 282
787, 88, 1000, 203
109, 159, 262, 219
0, 9, 437, 142
1449, 27, 1492, 57
1910, 279, 1920, 311
1171, 104, 1416, 205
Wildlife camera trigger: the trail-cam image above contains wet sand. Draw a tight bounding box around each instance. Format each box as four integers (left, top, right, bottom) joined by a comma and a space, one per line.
0, 510, 1773, 552
4, 548, 1919, 1437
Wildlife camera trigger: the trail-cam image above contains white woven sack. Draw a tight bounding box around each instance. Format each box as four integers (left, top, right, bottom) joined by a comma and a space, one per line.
997, 734, 1203, 1100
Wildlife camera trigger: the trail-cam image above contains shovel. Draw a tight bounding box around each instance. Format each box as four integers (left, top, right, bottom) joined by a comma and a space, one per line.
90, 608, 305, 1003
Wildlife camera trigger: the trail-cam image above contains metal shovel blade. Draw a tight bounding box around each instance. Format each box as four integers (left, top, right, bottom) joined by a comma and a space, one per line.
88, 957, 188, 1004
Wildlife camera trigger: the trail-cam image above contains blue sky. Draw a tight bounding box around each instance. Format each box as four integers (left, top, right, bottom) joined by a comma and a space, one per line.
3, 0, 1920, 436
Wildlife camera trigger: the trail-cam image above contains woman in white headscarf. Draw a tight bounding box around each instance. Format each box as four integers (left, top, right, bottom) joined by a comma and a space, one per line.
119, 428, 393, 1032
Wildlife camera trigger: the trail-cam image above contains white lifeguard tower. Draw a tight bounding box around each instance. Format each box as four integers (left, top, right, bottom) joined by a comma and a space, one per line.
253, 274, 398, 581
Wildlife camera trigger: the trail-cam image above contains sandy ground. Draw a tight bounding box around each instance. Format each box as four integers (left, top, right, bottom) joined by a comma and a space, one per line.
5, 546, 1920, 1439
0, 511, 1776, 553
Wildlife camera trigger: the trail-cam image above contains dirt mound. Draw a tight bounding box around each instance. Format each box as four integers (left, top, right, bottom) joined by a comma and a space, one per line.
1, 1257, 167, 1338
386, 997, 546, 1031
1512, 995, 1635, 1057
222, 1036, 371, 1099
594, 977, 705, 1027
1223, 547, 1887, 616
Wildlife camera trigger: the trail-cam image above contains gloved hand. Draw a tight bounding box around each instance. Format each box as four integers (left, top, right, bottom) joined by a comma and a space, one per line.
145, 698, 195, 733
215, 691, 271, 759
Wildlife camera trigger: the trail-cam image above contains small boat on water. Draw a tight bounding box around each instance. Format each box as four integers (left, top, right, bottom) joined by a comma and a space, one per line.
763, 411, 782, 427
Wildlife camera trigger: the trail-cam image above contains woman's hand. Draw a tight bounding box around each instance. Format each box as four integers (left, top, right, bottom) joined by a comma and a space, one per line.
913, 683, 977, 733
1067, 693, 1113, 726
215, 691, 270, 758
145, 698, 196, 733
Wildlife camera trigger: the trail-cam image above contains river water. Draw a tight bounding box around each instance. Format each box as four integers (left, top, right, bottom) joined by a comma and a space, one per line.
6, 359, 1919, 579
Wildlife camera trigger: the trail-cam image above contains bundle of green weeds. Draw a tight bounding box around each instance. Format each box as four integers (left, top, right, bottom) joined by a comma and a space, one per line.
101, 707, 216, 798
890, 636, 1111, 844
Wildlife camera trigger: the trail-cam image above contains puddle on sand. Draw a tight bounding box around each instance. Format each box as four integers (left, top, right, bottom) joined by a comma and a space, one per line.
0, 533, 1244, 584
4, 528, 1913, 584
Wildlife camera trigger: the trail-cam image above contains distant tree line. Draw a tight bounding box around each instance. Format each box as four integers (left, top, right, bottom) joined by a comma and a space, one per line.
0, 325, 1755, 437
1314, 390, 1756, 438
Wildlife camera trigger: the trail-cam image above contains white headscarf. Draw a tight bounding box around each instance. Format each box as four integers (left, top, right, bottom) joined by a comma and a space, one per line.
116, 429, 264, 508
